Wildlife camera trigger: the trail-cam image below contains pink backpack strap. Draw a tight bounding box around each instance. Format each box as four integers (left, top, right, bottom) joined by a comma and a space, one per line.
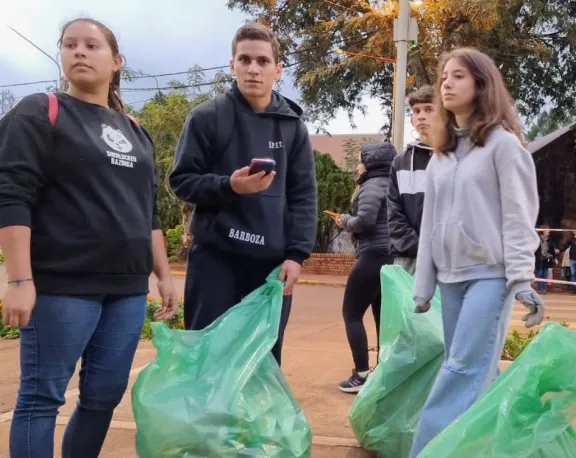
47, 93, 59, 127
126, 113, 140, 126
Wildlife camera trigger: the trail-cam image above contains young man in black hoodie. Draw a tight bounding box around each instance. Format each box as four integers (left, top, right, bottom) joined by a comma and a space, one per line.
170, 23, 318, 365
387, 85, 435, 274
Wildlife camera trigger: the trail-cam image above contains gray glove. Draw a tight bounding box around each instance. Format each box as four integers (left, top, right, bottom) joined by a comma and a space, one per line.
414, 302, 431, 314
515, 290, 545, 328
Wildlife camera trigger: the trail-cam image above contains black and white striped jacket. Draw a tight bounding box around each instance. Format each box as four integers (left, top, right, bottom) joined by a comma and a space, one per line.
387, 142, 433, 258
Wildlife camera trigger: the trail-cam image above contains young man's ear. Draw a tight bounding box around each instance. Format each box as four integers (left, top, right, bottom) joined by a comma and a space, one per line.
230, 58, 236, 77
275, 62, 283, 81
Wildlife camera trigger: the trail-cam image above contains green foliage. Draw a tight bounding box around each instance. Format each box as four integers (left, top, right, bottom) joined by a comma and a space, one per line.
227, 0, 576, 124
501, 320, 570, 360
166, 225, 184, 262
0, 252, 4, 263
133, 67, 232, 229
526, 108, 576, 141
141, 296, 184, 339
314, 150, 356, 252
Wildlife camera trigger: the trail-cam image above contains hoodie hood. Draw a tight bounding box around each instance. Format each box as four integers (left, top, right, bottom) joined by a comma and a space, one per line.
360, 141, 397, 173
231, 80, 303, 119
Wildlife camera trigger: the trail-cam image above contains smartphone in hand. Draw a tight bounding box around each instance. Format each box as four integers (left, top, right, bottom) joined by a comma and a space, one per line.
323, 210, 341, 221
249, 158, 276, 176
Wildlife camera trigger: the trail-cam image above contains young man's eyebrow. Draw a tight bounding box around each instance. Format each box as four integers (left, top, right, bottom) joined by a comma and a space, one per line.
237, 53, 271, 60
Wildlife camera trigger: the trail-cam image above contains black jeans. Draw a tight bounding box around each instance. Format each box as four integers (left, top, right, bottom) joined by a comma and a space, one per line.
183, 243, 292, 366
342, 252, 393, 372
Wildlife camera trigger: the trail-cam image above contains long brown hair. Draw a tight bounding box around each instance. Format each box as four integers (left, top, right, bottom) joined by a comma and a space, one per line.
58, 18, 125, 111
431, 48, 523, 154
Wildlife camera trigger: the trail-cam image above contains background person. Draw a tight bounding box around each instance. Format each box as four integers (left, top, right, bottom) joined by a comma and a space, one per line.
387, 85, 435, 275
335, 142, 396, 393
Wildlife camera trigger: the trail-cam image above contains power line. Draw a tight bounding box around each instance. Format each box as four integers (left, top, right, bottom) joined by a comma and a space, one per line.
121, 80, 226, 92
0, 64, 229, 90
0, 78, 59, 89
1, 30, 370, 90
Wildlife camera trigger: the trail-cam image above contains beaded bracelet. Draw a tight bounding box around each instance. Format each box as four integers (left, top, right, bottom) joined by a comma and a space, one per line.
7, 277, 33, 286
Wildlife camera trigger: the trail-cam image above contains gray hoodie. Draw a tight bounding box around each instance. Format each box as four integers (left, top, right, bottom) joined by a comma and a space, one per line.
413, 126, 540, 306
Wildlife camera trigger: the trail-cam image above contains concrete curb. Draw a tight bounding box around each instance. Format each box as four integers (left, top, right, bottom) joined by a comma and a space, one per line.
169, 270, 347, 288
297, 279, 346, 287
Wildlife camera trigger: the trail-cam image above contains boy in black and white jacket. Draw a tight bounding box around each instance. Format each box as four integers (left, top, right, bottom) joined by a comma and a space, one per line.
387, 86, 435, 274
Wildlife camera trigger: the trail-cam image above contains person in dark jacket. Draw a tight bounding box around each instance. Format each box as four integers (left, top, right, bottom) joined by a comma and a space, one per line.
0, 19, 177, 457
335, 141, 396, 392
534, 226, 558, 294
387, 85, 435, 274
559, 231, 576, 293
169, 24, 317, 366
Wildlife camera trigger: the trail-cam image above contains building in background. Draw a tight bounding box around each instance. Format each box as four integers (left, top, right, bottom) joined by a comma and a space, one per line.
529, 122, 576, 230
310, 133, 386, 169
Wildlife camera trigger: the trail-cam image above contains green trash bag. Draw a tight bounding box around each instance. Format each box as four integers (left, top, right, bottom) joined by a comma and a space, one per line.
349, 265, 445, 457
418, 322, 576, 458
132, 267, 312, 458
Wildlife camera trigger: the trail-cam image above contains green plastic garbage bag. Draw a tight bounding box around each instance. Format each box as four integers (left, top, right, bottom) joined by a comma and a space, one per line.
132, 267, 312, 458
418, 322, 576, 458
349, 265, 444, 458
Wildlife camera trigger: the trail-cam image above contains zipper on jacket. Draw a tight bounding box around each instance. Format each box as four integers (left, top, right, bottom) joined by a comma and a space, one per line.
445, 154, 460, 273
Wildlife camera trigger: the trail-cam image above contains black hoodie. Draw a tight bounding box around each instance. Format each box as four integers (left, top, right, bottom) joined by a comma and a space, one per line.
170, 82, 317, 264
387, 142, 433, 258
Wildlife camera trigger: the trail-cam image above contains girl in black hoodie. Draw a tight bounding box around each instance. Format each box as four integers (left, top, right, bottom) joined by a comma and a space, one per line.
336, 141, 397, 392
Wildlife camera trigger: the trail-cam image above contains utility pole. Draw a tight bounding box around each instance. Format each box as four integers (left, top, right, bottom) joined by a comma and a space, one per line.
392, 1, 419, 152
392, 0, 410, 153
7, 26, 64, 91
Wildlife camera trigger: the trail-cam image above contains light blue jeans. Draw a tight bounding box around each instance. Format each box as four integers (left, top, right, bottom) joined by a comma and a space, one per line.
409, 278, 514, 457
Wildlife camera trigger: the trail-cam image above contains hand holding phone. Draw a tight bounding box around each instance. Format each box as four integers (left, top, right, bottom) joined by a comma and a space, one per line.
323, 210, 341, 220
230, 160, 276, 195
249, 158, 276, 175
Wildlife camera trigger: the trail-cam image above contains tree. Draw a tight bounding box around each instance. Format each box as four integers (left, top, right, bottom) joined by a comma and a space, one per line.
227, 0, 576, 124
342, 136, 377, 173
132, 67, 233, 258
314, 150, 356, 252
526, 108, 576, 141
0, 90, 16, 118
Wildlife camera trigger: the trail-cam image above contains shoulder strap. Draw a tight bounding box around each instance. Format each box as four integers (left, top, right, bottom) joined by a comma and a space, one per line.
213, 94, 236, 160
126, 113, 141, 126
281, 119, 298, 158
47, 93, 58, 127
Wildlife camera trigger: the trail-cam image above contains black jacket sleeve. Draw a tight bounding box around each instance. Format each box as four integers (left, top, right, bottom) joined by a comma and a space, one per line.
169, 101, 238, 206
139, 125, 162, 231
0, 94, 51, 228
285, 120, 318, 264
387, 157, 419, 257
341, 180, 383, 233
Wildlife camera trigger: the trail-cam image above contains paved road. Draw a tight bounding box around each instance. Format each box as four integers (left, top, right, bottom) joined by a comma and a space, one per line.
0, 268, 574, 457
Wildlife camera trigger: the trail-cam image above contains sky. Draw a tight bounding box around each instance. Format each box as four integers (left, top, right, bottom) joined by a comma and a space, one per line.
1, 0, 415, 145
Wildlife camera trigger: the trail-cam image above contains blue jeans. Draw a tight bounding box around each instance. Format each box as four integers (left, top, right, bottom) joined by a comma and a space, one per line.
409, 279, 514, 457
571, 260, 576, 291
10, 294, 147, 458
536, 265, 550, 292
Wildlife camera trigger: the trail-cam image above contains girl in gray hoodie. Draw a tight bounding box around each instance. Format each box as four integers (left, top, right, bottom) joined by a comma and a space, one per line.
409, 48, 545, 457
